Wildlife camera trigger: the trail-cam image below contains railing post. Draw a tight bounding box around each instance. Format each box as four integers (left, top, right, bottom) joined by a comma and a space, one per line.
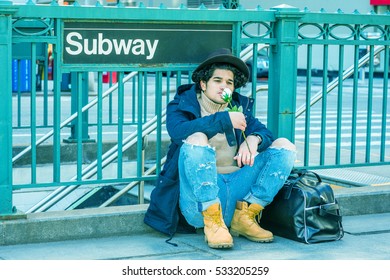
0, 1, 17, 215
64, 72, 93, 143
267, 5, 303, 140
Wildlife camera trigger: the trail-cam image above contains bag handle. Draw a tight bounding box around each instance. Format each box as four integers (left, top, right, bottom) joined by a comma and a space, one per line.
284, 169, 324, 200
291, 169, 322, 184
319, 203, 342, 222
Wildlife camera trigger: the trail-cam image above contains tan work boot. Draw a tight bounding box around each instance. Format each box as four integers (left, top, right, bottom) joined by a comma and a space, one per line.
230, 201, 274, 242
202, 203, 234, 249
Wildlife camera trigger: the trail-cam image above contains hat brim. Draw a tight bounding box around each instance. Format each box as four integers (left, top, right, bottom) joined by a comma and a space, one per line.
192, 54, 249, 84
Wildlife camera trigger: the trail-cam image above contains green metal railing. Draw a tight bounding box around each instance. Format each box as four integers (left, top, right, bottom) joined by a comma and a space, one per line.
296, 12, 390, 167
0, 2, 389, 215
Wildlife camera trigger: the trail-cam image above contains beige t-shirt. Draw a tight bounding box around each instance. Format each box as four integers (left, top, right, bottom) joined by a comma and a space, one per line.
198, 93, 240, 174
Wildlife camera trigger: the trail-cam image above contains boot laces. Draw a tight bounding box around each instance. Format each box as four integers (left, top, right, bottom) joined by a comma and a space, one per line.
210, 213, 224, 227
248, 209, 261, 224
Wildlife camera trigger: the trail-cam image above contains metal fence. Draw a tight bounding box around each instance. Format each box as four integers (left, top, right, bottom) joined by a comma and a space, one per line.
295, 11, 390, 168
0, 2, 389, 215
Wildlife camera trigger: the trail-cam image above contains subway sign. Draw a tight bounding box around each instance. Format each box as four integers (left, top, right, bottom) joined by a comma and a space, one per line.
62, 21, 233, 66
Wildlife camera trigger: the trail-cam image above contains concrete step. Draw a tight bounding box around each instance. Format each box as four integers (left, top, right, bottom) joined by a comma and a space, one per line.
334, 185, 390, 215
0, 204, 152, 246
314, 167, 390, 215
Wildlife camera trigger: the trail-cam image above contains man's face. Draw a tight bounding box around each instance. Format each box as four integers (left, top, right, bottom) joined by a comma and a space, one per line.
200, 69, 235, 104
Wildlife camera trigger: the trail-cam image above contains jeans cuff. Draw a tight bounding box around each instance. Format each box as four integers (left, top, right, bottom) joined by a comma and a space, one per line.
243, 193, 266, 208
197, 198, 220, 212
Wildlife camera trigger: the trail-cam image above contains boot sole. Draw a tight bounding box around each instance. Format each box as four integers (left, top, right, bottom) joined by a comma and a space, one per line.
230, 230, 274, 243
204, 236, 234, 249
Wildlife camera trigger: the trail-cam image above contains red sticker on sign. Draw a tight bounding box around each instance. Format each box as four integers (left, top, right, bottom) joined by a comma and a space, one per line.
370, 0, 390, 5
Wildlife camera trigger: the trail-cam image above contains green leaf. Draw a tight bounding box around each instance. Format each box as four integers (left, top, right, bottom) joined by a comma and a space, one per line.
232, 105, 239, 112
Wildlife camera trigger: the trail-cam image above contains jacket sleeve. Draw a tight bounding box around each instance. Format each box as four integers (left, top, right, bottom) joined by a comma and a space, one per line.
166, 95, 235, 146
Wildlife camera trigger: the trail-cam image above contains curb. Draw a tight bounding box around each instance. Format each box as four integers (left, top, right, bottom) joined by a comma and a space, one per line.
0, 204, 153, 246
334, 185, 390, 216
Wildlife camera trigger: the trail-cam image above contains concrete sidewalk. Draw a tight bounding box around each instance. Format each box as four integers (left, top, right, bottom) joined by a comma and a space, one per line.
1, 165, 390, 260
0, 212, 389, 260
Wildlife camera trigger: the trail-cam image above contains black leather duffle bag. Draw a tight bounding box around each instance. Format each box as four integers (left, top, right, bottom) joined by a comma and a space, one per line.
261, 169, 344, 244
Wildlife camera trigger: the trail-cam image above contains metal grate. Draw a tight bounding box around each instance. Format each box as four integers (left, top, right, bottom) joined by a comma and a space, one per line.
313, 168, 390, 187
187, 0, 223, 8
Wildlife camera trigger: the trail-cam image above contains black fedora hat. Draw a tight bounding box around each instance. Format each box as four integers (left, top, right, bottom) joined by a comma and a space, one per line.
192, 48, 249, 88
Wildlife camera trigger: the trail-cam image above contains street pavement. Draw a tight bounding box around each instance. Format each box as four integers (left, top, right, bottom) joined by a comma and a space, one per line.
0, 211, 389, 260
0, 211, 389, 279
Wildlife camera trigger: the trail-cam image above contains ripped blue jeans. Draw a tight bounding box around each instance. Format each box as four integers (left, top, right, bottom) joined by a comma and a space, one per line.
178, 142, 296, 228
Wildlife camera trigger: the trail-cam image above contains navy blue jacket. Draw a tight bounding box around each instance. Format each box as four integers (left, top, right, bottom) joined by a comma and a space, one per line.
144, 84, 274, 237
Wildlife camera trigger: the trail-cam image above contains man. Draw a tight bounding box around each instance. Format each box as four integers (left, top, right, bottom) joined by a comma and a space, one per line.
144, 48, 296, 249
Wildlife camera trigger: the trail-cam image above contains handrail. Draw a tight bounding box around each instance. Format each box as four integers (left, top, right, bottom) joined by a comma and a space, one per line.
26, 110, 166, 213
295, 46, 386, 119
12, 71, 138, 163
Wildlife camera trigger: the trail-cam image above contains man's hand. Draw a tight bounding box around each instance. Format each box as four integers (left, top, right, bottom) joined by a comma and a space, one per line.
228, 112, 247, 131
234, 135, 259, 167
